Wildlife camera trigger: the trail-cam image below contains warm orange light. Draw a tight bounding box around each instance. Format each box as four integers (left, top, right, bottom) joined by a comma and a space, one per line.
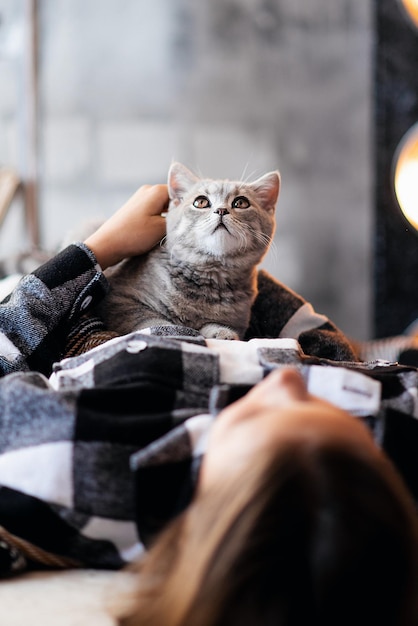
394, 124, 418, 230
400, 0, 418, 27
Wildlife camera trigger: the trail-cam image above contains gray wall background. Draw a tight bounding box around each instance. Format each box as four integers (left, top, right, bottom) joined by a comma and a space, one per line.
0, 0, 373, 339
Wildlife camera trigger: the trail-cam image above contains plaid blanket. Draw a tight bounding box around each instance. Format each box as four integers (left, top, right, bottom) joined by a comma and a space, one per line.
0, 326, 417, 577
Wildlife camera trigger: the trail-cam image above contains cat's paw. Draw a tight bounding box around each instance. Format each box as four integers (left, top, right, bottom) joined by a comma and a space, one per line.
200, 323, 239, 341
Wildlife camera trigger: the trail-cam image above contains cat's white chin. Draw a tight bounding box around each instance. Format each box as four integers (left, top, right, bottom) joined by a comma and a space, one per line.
203, 228, 239, 256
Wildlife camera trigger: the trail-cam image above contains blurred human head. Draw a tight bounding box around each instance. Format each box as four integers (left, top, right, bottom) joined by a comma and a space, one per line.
199, 368, 381, 492
118, 370, 418, 626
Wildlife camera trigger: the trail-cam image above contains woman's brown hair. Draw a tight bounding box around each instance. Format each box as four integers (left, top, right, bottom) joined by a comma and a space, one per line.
117, 438, 418, 626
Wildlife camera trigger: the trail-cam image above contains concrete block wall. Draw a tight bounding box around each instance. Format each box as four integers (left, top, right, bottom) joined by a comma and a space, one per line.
0, 0, 373, 339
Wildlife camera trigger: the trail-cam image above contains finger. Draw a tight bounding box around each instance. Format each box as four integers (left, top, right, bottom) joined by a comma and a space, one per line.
145, 185, 169, 214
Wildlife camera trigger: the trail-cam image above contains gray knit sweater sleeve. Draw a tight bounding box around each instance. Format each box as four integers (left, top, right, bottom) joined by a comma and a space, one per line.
0, 243, 108, 377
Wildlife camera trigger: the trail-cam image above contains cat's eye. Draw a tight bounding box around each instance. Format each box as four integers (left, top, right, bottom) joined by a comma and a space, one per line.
193, 196, 211, 208
232, 196, 250, 209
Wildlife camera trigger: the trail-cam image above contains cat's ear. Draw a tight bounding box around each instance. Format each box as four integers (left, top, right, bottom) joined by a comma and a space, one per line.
250, 171, 281, 212
168, 162, 199, 206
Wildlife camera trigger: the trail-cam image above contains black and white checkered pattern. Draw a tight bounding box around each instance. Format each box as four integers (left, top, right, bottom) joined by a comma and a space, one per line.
0, 244, 416, 576
0, 328, 417, 576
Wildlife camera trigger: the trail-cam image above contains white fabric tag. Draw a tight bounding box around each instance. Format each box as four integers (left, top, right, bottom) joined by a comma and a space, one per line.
307, 365, 382, 416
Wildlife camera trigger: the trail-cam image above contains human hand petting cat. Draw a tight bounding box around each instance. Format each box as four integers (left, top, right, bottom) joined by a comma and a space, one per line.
84, 184, 168, 270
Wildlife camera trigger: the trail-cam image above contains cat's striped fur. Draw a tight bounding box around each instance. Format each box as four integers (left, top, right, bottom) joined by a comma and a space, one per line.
100, 162, 280, 340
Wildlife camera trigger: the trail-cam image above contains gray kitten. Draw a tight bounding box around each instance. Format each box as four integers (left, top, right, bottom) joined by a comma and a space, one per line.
100, 162, 280, 340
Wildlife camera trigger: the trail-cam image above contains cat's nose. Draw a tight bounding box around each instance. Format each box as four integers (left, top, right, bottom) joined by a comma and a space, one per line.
215, 207, 229, 217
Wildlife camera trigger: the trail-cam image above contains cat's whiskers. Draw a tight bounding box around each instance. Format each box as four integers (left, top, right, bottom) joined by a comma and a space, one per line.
240, 166, 258, 185
195, 214, 216, 237
255, 231, 274, 247
263, 238, 279, 266
237, 221, 273, 251
233, 221, 250, 252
